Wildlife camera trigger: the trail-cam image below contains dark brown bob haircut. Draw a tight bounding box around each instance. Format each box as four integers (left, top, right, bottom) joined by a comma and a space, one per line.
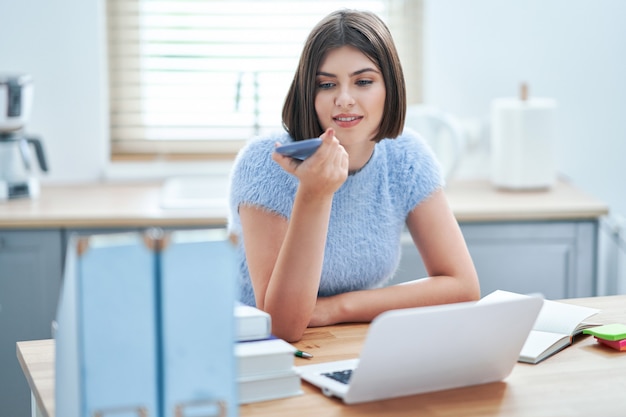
282, 9, 406, 142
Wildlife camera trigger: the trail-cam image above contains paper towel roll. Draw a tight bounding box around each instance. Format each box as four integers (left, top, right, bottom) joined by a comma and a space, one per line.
490, 92, 557, 190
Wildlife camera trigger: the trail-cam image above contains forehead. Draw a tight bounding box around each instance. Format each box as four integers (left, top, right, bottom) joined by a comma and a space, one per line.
317, 45, 379, 74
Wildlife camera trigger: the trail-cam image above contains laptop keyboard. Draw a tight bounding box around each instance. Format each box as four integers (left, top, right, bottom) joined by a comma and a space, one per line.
322, 369, 353, 385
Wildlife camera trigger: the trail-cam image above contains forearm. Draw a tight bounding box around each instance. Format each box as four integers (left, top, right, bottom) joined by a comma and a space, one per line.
320, 273, 480, 325
263, 189, 333, 341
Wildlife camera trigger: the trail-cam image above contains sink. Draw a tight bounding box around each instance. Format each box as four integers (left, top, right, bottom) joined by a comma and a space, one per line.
159, 176, 229, 209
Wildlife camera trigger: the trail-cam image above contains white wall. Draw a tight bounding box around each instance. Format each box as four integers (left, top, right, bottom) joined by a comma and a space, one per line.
1, 0, 625, 214
422, 0, 626, 217
2, 0, 625, 292
0, 0, 108, 183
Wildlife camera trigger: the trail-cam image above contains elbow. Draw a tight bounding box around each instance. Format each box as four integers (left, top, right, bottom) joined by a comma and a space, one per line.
467, 286, 481, 302
263, 295, 315, 342
463, 271, 481, 302
450, 287, 480, 305
264, 306, 309, 342
271, 322, 306, 343
446, 268, 480, 304
280, 332, 305, 343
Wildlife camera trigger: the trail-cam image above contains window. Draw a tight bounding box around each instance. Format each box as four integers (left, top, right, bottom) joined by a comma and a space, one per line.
106, 0, 422, 160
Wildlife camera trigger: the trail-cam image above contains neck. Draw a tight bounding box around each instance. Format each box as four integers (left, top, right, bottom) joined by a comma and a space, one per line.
345, 142, 376, 174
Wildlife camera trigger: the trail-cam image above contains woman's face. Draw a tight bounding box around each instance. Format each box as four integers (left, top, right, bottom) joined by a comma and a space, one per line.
314, 45, 386, 146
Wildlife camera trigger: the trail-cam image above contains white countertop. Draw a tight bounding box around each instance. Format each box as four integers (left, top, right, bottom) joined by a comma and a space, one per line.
0, 179, 609, 229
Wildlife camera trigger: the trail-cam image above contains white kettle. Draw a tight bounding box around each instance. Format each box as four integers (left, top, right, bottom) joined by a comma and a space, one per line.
404, 105, 466, 180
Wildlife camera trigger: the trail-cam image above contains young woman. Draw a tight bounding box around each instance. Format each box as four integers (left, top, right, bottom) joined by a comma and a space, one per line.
228, 9, 479, 342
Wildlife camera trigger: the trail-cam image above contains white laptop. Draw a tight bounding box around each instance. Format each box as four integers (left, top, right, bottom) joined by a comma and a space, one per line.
297, 293, 543, 404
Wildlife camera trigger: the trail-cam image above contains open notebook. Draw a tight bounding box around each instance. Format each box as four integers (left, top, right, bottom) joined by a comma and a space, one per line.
297, 293, 542, 404
478, 290, 600, 363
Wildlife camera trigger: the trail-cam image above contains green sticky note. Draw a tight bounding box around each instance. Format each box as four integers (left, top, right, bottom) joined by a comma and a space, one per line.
583, 323, 626, 341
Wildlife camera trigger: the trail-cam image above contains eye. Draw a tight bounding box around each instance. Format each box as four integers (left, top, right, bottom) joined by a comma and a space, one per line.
356, 79, 374, 87
318, 81, 335, 90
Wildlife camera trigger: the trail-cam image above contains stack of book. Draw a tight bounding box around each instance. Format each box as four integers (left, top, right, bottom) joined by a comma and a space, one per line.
234, 303, 303, 404
584, 323, 626, 351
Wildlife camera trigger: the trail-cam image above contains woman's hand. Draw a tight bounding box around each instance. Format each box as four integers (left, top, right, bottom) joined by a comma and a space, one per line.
273, 128, 349, 196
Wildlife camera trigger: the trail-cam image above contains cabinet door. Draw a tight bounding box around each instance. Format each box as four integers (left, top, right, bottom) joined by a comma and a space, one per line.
0, 230, 63, 417
463, 227, 572, 299
391, 221, 597, 299
461, 222, 596, 299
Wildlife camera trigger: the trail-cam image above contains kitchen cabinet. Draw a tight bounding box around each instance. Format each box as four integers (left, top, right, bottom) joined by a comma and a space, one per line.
391, 220, 598, 299
0, 230, 63, 417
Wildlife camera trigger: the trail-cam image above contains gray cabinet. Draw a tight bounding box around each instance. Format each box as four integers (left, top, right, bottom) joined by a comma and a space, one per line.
0, 230, 63, 417
391, 220, 599, 299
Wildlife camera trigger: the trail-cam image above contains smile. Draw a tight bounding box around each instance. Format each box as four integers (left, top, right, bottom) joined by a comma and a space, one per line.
333, 116, 362, 122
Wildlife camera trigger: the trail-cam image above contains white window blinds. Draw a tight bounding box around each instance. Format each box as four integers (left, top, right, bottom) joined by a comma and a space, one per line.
106, 0, 422, 158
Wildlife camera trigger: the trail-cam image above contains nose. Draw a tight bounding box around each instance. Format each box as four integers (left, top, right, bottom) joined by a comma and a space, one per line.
335, 87, 355, 108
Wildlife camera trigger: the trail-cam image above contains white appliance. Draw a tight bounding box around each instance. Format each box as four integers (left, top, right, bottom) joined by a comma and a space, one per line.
405, 105, 466, 180
0, 73, 48, 200
490, 84, 557, 190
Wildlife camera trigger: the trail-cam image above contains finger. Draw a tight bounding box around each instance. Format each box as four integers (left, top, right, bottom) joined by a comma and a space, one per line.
320, 127, 335, 144
271, 149, 299, 172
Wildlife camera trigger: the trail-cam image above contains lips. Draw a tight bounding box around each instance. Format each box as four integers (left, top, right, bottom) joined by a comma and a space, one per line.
333, 114, 363, 128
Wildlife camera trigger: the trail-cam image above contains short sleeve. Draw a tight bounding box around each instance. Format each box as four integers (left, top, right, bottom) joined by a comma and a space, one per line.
389, 129, 444, 216
228, 137, 298, 236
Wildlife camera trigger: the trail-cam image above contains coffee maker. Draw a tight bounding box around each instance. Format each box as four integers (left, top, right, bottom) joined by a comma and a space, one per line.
0, 73, 48, 200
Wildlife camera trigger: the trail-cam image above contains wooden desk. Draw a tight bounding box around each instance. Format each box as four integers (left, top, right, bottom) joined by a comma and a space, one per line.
17, 295, 626, 417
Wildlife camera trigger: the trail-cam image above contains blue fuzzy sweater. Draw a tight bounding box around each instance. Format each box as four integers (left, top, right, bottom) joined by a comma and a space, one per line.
228, 129, 443, 306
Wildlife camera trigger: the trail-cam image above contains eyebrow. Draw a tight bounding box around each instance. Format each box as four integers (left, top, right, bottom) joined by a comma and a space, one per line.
316, 68, 380, 78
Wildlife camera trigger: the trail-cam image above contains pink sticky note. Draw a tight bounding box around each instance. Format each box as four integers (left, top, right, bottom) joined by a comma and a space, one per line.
595, 337, 626, 351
